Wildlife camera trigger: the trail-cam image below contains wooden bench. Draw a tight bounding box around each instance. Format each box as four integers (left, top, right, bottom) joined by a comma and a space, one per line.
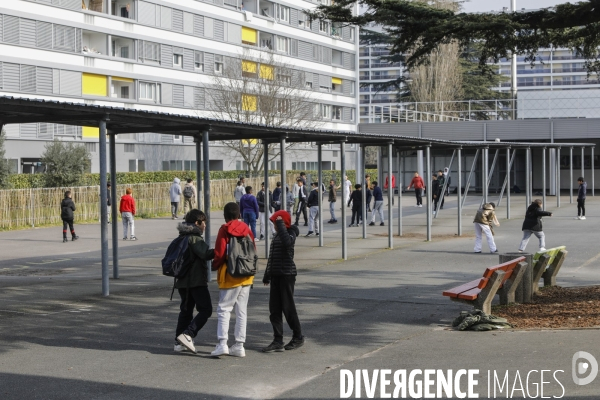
531, 246, 568, 293
442, 257, 527, 314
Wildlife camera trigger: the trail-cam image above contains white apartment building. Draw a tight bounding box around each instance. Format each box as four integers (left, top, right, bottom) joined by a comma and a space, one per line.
1, 0, 359, 173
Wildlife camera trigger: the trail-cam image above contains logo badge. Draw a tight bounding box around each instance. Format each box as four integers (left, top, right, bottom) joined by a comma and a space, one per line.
572, 351, 598, 386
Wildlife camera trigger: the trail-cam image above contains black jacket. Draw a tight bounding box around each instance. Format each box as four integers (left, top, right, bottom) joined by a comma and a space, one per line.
431, 179, 440, 197
522, 203, 552, 231
297, 185, 308, 203
174, 223, 215, 288
348, 190, 363, 211
328, 185, 337, 202
307, 188, 319, 207
256, 190, 273, 213
61, 198, 76, 220
263, 220, 299, 283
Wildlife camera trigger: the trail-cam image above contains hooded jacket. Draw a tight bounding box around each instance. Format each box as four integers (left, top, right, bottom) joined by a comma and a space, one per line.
212, 220, 255, 289
234, 184, 246, 202
256, 189, 273, 213
174, 222, 214, 289
522, 202, 552, 231
263, 218, 299, 283
473, 203, 496, 226
431, 179, 440, 198
119, 194, 136, 215
239, 193, 259, 216
348, 189, 363, 211
578, 181, 587, 200
307, 187, 319, 207
372, 185, 383, 201
60, 197, 76, 220
169, 178, 182, 202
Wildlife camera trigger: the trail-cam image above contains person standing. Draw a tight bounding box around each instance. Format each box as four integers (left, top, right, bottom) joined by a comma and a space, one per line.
262, 210, 304, 353
299, 172, 307, 187
210, 202, 256, 357
285, 185, 294, 215
60, 190, 78, 243
305, 182, 320, 237
292, 179, 301, 216
174, 210, 215, 354
365, 174, 373, 212
257, 182, 275, 240
369, 181, 385, 226
294, 178, 308, 226
169, 177, 182, 219
431, 174, 440, 215
120, 187, 137, 241
327, 179, 339, 223
234, 180, 245, 206
183, 178, 197, 214
343, 175, 352, 208
436, 170, 445, 210
348, 184, 363, 227
443, 167, 452, 196
407, 172, 425, 207
473, 202, 500, 253
239, 186, 259, 240
519, 199, 552, 252
575, 177, 587, 220
106, 183, 112, 224
272, 182, 282, 212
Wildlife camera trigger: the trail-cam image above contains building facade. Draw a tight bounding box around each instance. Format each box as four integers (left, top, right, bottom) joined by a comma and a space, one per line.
1, 0, 359, 173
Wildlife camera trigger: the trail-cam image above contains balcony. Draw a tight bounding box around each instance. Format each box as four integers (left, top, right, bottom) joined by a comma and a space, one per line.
82, 30, 107, 55
82, 0, 135, 20
110, 78, 134, 100
111, 36, 135, 60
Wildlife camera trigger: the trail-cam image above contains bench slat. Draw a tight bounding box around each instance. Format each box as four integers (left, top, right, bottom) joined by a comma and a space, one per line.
457, 287, 481, 301
442, 279, 482, 298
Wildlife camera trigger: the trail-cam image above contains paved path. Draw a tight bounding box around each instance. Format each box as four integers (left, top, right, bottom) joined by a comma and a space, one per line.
0, 195, 598, 398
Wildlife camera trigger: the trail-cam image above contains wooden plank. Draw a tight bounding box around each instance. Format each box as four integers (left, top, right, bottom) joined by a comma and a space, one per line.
457, 287, 482, 301
482, 257, 525, 278
442, 279, 482, 298
477, 278, 489, 289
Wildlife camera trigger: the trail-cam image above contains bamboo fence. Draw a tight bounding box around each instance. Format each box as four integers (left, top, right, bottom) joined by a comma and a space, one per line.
0, 177, 277, 230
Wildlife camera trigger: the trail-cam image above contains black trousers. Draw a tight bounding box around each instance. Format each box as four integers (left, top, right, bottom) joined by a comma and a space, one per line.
175, 286, 213, 340
269, 276, 302, 342
62, 219, 75, 238
351, 209, 362, 224
415, 189, 422, 205
577, 198, 586, 217
295, 201, 307, 224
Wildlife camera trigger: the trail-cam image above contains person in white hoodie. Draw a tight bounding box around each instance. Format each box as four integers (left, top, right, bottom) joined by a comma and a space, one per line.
169, 177, 182, 219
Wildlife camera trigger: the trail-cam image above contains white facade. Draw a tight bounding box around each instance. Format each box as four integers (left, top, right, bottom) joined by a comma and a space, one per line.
1, 0, 359, 173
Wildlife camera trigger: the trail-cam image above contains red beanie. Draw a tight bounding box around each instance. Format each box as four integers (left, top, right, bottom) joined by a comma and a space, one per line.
270, 210, 291, 228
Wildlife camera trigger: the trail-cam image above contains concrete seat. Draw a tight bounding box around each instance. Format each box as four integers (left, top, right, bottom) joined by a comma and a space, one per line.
531, 246, 568, 292
443, 257, 527, 314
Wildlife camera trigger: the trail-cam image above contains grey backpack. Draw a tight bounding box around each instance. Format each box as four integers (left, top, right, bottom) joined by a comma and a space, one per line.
183, 186, 194, 199
227, 235, 258, 277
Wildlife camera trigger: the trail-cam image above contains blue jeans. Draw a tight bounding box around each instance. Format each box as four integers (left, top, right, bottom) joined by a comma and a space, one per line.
329, 201, 336, 220
243, 211, 257, 238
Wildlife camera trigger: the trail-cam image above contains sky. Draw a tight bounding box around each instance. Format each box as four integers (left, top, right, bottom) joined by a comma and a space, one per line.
462, 0, 573, 13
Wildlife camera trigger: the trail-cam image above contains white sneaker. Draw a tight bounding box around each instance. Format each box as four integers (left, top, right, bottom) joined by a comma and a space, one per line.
580, 216, 586, 220
539, 247, 547, 252
174, 344, 186, 352
176, 333, 196, 354
574, 216, 581, 220
211, 343, 229, 356
229, 343, 246, 357
433, 211, 436, 215
418, 205, 423, 207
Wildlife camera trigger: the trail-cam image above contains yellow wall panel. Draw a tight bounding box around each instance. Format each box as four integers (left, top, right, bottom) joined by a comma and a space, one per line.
331, 77, 342, 85
260, 64, 274, 80
242, 60, 257, 73
82, 73, 107, 96
242, 27, 257, 44
83, 126, 99, 138
242, 94, 257, 112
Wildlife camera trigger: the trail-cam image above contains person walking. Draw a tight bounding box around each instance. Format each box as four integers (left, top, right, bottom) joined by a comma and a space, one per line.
106, 183, 112, 224
262, 210, 304, 353
436, 170, 445, 209
239, 186, 259, 240
348, 184, 363, 227
292, 179, 301, 216
443, 167, 451, 196
234, 180, 245, 206
174, 209, 215, 354
183, 178, 197, 214
299, 172, 307, 187
431, 174, 440, 215
366, 181, 373, 213
384, 174, 396, 205
119, 187, 137, 241
294, 178, 308, 226
407, 172, 425, 207
519, 199, 552, 252
369, 181, 385, 226
272, 182, 282, 212
257, 182, 275, 240
210, 202, 256, 357
60, 190, 78, 243
327, 179, 339, 223
575, 177, 587, 220
305, 182, 320, 237
285, 185, 294, 215
473, 202, 500, 253
343, 175, 352, 208
169, 177, 182, 219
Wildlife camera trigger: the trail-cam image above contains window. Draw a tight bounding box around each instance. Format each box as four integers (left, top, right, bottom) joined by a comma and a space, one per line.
142, 41, 160, 63
236, 160, 249, 170
332, 106, 342, 120
349, 27, 355, 41
332, 22, 342, 37
270, 161, 281, 170
84, 143, 97, 153
184, 160, 197, 171
320, 104, 331, 119
332, 77, 342, 93
305, 81, 313, 89
173, 53, 183, 68
319, 20, 330, 34
298, 13, 310, 29
173, 135, 182, 142
350, 108, 356, 121
320, 84, 331, 93
350, 81, 355, 95
242, 94, 257, 111
332, 50, 343, 66
276, 99, 291, 114
195, 51, 204, 71
242, 60, 258, 78
276, 36, 291, 54
139, 82, 158, 101
276, 4, 289, 22
215, 55, 223, 74
124, 144, 135, 153
260, 64, 274, 80
277, 74, 291, 85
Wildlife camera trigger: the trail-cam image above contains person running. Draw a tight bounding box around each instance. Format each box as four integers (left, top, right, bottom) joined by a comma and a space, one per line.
348, 184, 363, 227
519, 199, 553, 252
60, 190, 78, 243
575, 177, 587, 220
305, 182, 320, 237
210, 202, 256, 357
327, 179, 339, 223
369, 181, 385, 226
174, 209, 215, 354
239, 186, 259, 240
262, 210, 304, 353
183, 178, 197, 214
431, 174, 440, 215
473, 202, 500, 253
257, 182, 275, 240
294, 178, 308, 227
407, 172, 425, 207
234, 180, 245, 206
119, 187, 137, 241
169, 177, 182, 219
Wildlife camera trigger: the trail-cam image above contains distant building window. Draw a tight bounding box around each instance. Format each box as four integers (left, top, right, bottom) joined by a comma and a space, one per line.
320, 104, 331, 119
139, 82, 158, 101
276, 5, 289, 23
215, 55, 223, 74
332, 106, 342, 121
276, 36, 291, 55
319, 20, 330, 34
195, 51, 204, 71
124, 144, 135, 153
173, 53, 183, 68
85, 142, 97, 153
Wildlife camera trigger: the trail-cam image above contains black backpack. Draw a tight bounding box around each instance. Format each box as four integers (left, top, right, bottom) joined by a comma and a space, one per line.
183, 186, 194, 199
227, 235, 258, 277
162, 235, 193, 299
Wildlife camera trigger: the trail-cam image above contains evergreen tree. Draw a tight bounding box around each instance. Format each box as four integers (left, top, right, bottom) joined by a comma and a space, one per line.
41, 139, 91, 187
0, 130, 10, 188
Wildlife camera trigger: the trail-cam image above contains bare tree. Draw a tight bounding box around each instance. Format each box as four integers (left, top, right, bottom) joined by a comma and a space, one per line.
208, 49, 319, 172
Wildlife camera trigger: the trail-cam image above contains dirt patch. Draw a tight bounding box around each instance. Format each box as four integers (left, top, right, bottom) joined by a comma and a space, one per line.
492, 286, 600, 329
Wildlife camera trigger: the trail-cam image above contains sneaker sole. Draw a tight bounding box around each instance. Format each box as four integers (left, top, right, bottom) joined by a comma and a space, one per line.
262, 348, 285, 353
285, 343, 304, 351
176, 336, 197, 354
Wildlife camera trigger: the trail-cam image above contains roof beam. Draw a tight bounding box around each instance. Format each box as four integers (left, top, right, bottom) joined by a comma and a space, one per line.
108, 124, 210, 134
0, 114, 107, 125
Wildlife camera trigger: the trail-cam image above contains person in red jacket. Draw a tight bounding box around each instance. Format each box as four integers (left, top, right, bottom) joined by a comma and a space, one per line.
119, 187, 137, 241
407, 172, 425, 207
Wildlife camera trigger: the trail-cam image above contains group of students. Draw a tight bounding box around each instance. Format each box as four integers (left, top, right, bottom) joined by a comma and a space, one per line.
173, 202, 303, 357
406, 169, 451, 210
343, 176, 386, 228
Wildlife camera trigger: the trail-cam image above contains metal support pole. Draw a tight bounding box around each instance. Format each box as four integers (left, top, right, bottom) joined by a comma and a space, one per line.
426, 146, 432, 241
581, 147, 585, 180
361, 145, 367, 239
525, 148, 531, 207
280, 138, 287, 212
99, 118, 109, 296
506, 149, 511, 219
387, 143, 393, 249
461, 149, 480, 209
434, 150, 455, 218
340, 141, 347, 259
194, 135, 202, 211
457, 148, 462, 236
482, 147, 489, 204
263, 142, 270, 258
542, 147, 547, 208
557, 147, 561, 207
202, 130, 211, 281
318, 144, 323, 247
592, 147, 595, 196
570, 147, 573, 203
529, 147, 533, 205
397, 149, 402, 237
109, 132, 118, 280
497, 149, 515, 207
